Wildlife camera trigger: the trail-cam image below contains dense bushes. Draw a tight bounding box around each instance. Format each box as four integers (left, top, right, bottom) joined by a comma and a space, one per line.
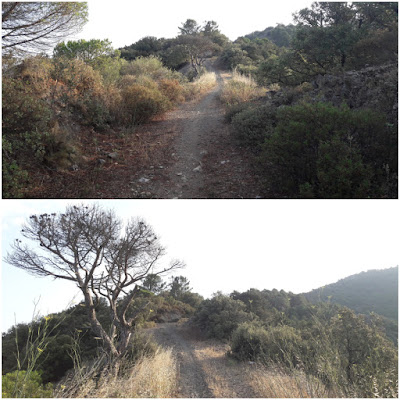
229, 104, 275, 150
261, 102, 396, 198
2, 370, 53, 398
193, 290, 398, 397
2, 277, 202, 386
231, 322, 302, 367
120, 84, 170, 125
192, 293, 256, 340
228, 100, 397, 198
2, 52, 194, 197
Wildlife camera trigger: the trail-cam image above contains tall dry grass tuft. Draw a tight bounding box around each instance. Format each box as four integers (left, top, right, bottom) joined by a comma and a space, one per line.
249, 365, 340, 398
220, 69, 265, 106
59, 348, 178, 398
185, 72, 217, 99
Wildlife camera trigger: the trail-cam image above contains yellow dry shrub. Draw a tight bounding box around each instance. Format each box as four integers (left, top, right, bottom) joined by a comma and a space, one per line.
117, 74, 138, 89
220, 70, 265, 105
159, 78, 185, 104
18, 56, 54, 97
184, 72, 217, 99
120, 83, 170, 125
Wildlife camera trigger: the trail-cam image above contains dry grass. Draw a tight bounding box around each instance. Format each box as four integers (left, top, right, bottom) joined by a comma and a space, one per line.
185, 72, 217, 99
248, 365, 338, 398
59, 348, 178, 398
220, 69, 265, 106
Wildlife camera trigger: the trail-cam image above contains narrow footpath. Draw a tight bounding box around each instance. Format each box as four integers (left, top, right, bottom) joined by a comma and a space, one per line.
147, 322, 259, 398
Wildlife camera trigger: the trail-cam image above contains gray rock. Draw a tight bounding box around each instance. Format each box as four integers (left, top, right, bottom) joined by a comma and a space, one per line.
107, 152, 118, 160
138, 177, 150, 183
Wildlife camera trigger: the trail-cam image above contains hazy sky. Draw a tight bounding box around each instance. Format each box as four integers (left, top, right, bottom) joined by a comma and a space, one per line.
2, 200, 399, 332
69, 0, 314, 49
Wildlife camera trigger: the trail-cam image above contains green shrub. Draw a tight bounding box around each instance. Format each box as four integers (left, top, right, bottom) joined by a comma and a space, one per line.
2, 370, 53, 398
126, 331, 159, 364
193, 293, 256, 340
259, 102, 397, 198
2, 75, 53, 197
2, 138, 29, 198
230, 322, 270, 362
231, 104, 276, 150
120, 84, 170, 125
231, 323, 303, 368
121, 56, 181, 82
2, 76, 52, 137
315, 137, 372, 198
179, 292, 204, 309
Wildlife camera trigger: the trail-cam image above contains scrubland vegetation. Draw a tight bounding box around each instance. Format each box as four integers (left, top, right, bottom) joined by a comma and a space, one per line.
3, 273, 397, 398
218, 2, 398, 198
193, 290, 398, 397
2, 276, 200, 398
3, 2, 398, 198
2, 52, 216, 198
2, 204, 398, 397
2, 8, 220, 198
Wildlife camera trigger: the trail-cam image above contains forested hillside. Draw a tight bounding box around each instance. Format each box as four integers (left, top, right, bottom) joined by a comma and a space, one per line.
304, 266, 398, 320
2, 2, 398, 198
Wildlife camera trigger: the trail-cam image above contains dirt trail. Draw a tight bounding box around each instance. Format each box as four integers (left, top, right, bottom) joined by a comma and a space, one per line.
128, 64, 265, 199
30, 62, 265, 198
147, 322, 259, 398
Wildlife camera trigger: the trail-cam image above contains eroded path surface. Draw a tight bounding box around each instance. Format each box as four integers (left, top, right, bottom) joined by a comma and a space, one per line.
128, 65, 265, 199
147, 322, 258, 398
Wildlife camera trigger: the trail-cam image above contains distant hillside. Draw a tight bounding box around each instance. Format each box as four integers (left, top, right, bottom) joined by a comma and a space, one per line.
244, 24, 296, 47
304, 267, 398, 321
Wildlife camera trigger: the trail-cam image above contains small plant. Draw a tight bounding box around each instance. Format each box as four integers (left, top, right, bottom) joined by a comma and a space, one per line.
2, 370, 53, 398
4, 301, 67, 397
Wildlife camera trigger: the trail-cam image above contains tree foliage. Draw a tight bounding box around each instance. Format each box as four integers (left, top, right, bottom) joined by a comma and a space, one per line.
5, 204, 183, 365
257, 2, 398, 85
2, 2, 88, 55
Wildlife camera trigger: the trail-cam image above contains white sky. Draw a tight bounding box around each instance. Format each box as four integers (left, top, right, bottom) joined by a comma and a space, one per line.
2, 200, 399, 332
70, 0, 314, 49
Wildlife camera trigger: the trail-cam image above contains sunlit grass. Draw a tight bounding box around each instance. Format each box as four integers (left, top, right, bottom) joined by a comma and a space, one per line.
220, 68, 265, 106
248, 365, 338, 398
58, 348, 177, 398
185, 71, 217, 99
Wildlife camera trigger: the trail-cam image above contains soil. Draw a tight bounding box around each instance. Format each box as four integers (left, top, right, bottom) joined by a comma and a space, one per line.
26, 63, 267, 199
147, 322, 259, 398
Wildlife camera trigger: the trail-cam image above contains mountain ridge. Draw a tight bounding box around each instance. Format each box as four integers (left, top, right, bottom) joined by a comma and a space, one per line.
303, 266, 398, 321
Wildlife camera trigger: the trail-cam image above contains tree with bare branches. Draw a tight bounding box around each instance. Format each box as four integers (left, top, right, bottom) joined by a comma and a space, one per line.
2, 2, 88, 55
5, 203, 183, 368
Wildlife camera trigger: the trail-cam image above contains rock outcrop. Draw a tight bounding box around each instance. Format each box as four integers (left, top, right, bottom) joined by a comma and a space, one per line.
311, 63, 398, 122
